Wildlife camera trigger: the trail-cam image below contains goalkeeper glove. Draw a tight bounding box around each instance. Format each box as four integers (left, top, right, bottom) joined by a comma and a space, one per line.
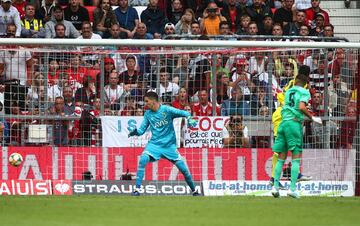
187, 116, 198, 128
128, 128, 139, 137
312, 116, 322, 125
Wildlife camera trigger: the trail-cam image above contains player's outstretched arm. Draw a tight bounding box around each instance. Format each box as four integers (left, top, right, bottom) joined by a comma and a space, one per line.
299, 102, 322, 125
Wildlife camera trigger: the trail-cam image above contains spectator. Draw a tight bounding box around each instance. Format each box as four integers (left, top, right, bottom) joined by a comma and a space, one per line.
309, 12, 325, 36
236, 14, 250, 35
304, 0, 329, 27
0, 24, 33, 86
46, 59, 60, 86
328, 72, 350, 116
119, 55, 144, 97
222, 115, 249, 148
7, 101, 23, 145
245, 0, 273, 30
159, 67, 180, 105
323, 24, 334, 39
190, 20, 201, 35
309, 54, 332, 92
27, 72, 46, 111
246, 21, 259, 37
250, 86, 269, 115
284, 10, 306, 36
114, 0, 139, 38
109, 23, 127, 39
218, 21, 233, 37
221, 86, 250, 116
273, 0, 294, 28
132, 22, 153, 39
222, 0, 244, 33
77, 21, 102, 39
63, 86, 75, 115
51, 96, 69, 146
96, 57, 115, 94
173, 54, 190, 87
12, 0, 26, 19
168, 0, 183, 25
21, 3, 45, 38
0, 0, 22, 37
37, 0, 56, 24
64, 0, 90, 31
93, 0, 118, 38
53, 23, 67, 38
66, 53, 89, 85
212, 72, 231, 105
174, 8, 195, 35
134, 105, 144, 116
280, 62, 294, 88
200, 2, 227, 35
337, 104, 357, 149
140, 0, 167, 37
48, 72, 69, 102
104, 71, 130, 110
44, 5, 80, 38
163, 22, 175, 37
231, 58, 252, 101
172, 87, 190, 110
260, 13, 273, 35
74, 75, 97, 105
187, 44, 211, 97
193, 90, 220, 116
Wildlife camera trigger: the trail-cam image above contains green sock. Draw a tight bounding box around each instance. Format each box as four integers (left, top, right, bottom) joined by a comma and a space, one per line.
274, 159, 285, 189
290, 159, 301, 192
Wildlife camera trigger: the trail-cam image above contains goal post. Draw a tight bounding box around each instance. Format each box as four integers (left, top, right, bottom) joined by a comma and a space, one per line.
0, 38, 358, 196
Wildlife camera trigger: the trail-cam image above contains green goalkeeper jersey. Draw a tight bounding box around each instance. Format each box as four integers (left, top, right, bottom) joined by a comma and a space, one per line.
281, 85, 311, 123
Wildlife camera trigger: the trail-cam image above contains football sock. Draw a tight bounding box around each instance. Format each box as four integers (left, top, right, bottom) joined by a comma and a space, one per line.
271, 152, 279, 178
274, 159, 285, 190
290, 158, 301, 192
175, 159, 196, 192
135, 154, 150, 189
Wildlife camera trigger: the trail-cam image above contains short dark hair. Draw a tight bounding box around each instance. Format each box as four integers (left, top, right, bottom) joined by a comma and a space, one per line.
144, 91, 159, 101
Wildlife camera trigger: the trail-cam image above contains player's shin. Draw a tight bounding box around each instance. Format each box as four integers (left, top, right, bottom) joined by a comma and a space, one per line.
175, 160, 196, 192
136, 154, 150, 188
290, 159, 301, 192
274, 159, 285, 190
271, 153, 279, 178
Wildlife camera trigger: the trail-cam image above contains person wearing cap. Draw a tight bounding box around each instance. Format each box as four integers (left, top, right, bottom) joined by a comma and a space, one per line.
0, 0, 22, 37
231, 58, 253, 102
304, 0, 329, 26
309, 12, 325, 36
163, 22, 175, 37
44, 5, 80, 38
259, 12, 273, 35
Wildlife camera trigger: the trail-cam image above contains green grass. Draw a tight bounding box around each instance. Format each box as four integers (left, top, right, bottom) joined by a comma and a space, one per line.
0, 196, 359, 226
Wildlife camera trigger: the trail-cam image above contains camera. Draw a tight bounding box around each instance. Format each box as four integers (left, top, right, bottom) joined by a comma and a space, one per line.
207, 8, 217, 13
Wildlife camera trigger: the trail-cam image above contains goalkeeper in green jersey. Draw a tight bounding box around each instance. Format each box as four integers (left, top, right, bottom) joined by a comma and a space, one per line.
271, 65, 322, 199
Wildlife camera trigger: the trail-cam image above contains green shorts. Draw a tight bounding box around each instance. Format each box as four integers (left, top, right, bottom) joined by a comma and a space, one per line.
272, 120, 303, 155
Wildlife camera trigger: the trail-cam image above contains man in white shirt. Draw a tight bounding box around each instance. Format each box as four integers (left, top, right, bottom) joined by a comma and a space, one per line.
0, 0, 21, 37
104, 71, 130, 110
159, 67, 179, 105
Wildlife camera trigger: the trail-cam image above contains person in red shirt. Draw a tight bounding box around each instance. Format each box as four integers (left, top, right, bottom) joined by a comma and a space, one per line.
172, 87, 189, 110
192, 89, 220, 116
304, 0, 329, 27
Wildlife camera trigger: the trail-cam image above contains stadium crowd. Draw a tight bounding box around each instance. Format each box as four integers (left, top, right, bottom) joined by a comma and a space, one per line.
0, 0, 357, 149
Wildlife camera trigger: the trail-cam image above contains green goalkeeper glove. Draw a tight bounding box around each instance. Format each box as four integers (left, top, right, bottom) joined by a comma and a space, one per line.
187, 116, 198, 128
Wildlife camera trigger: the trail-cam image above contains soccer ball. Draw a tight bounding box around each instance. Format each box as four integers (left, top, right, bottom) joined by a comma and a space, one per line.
9, 153, 23, 167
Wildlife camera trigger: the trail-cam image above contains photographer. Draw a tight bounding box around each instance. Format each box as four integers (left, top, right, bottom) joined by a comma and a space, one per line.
200, 2, 227, 35
222, 115, 249, 148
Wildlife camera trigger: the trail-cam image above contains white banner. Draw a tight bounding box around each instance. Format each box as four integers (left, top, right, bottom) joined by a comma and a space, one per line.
101, 116, 182, 147
202, 180, 355, 197
184, 116, 228, 148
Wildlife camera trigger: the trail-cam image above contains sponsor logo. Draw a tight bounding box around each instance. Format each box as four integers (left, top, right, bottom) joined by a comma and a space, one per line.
52, 180, 73, 195
0, 180, 52, 195
203, 180, 354, 197
72, 181, 202, 196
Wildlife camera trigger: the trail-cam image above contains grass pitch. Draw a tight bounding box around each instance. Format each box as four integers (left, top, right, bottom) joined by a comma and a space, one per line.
0, 196, 359, 226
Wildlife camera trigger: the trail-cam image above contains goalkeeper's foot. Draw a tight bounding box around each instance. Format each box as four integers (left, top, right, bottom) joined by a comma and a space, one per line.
287, 191, 300, 199
271, 187, 280, 198
297, 173, 312, 182
269, 177, 286, 190
132, 189, 140, 196
192, 191, 201, 196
